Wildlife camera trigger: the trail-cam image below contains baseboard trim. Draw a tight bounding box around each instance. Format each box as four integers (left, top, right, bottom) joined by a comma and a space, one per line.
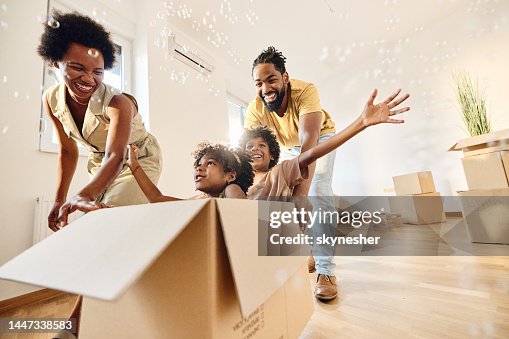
0, 289, 67, 314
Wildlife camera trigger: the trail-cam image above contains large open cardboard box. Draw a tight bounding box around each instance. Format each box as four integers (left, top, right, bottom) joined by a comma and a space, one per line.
458, 188, 509, 244
449, 128, 509, 156
449, 129, 509, 190
0, 199, 314, 338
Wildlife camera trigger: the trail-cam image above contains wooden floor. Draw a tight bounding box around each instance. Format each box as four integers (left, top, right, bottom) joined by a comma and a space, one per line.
1, 256, 507, 338
301, 256, 509, 339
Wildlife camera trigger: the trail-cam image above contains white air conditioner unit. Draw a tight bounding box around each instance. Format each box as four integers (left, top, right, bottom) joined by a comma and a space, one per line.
168, 27, 215, 74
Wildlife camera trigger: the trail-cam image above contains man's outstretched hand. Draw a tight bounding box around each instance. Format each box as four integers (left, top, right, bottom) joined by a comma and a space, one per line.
361, 88, 410, 127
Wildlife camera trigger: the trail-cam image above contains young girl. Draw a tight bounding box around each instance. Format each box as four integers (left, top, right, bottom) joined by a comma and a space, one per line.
127, 142, 253, 201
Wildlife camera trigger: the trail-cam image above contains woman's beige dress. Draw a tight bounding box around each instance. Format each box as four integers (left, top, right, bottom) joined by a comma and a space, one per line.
46, 83, 162, 206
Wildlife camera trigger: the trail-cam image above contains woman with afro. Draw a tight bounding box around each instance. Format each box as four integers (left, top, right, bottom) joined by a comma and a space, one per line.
38, 11, 162, 229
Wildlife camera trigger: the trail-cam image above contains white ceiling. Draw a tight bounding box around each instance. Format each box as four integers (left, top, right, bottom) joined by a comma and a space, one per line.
150, 0, 502, 83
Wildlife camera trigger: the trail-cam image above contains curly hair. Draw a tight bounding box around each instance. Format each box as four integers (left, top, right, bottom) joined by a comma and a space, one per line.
37, 11, 116, 69
252, 46, 287, 75
193, 142, 254, 194
238, 126, 280, 169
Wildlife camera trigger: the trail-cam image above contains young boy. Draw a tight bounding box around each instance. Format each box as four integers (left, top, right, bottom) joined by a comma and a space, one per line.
240, 88, 409, 200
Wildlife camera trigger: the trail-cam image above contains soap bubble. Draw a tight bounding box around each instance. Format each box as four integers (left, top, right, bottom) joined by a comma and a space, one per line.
163, 0, 174, 9
177, 71, 189, 84
245, 10, 259, 25
157, 11, 168, 20
170, 70, 177, 81
87, 49, 99, 58
192, 20, 200, 31
196, 72, 209, 83
160, 27, 168, 38
177, 4, 192, 19
47, 16, 60, 29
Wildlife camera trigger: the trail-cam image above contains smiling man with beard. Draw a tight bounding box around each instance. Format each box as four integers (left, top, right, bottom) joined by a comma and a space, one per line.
244, 46, 339, 300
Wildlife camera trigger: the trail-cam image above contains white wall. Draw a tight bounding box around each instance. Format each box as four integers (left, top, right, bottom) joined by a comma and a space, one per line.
315, 3, 509, 202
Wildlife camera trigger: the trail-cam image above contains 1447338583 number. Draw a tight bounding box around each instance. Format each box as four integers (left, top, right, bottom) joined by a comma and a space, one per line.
0, 318, 75, 333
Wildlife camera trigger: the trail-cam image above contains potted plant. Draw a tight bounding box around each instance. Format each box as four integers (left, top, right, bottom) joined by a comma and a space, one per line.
453, 71, 491, 137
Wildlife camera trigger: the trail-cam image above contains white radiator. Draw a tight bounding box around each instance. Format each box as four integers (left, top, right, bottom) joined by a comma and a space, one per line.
33, 196, 84, 244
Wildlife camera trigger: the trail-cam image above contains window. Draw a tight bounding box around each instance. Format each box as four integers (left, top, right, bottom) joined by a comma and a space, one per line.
226, 97, 247, 147
39, 2, 132, 155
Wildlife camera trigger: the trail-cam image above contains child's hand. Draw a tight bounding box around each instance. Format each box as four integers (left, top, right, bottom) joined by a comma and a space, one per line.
126, 144, 140, 170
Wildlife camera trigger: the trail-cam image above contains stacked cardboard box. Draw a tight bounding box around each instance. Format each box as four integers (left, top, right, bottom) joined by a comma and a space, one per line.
389, 171, 445, 225
0, 199, 314, 338
450, 129, 509, 244
449, 128, 509, 190
456, 189, 509, 244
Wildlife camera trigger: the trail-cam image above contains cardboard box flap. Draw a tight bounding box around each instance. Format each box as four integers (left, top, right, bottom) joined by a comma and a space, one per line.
216, 199, 305, 317
449, 128, 509, 151
0, 199, 209, 301
457, 188, 509, 196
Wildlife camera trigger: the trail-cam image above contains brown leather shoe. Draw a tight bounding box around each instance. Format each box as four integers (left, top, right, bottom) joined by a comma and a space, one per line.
307, 256, 316, 273
314, 274, 337, 300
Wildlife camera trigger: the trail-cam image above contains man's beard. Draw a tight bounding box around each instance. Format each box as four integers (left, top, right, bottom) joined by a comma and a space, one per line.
262, 87, 285, 112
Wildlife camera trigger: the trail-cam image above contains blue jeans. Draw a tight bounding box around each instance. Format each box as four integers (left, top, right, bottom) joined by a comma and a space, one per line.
279, 133, 336, 276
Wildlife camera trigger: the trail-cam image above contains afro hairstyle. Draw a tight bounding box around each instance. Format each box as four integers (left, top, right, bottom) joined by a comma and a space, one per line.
193, 142, 254, 194
252, 46, 287, 75
238, 126, 280, 169
37, 11, 116, 69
